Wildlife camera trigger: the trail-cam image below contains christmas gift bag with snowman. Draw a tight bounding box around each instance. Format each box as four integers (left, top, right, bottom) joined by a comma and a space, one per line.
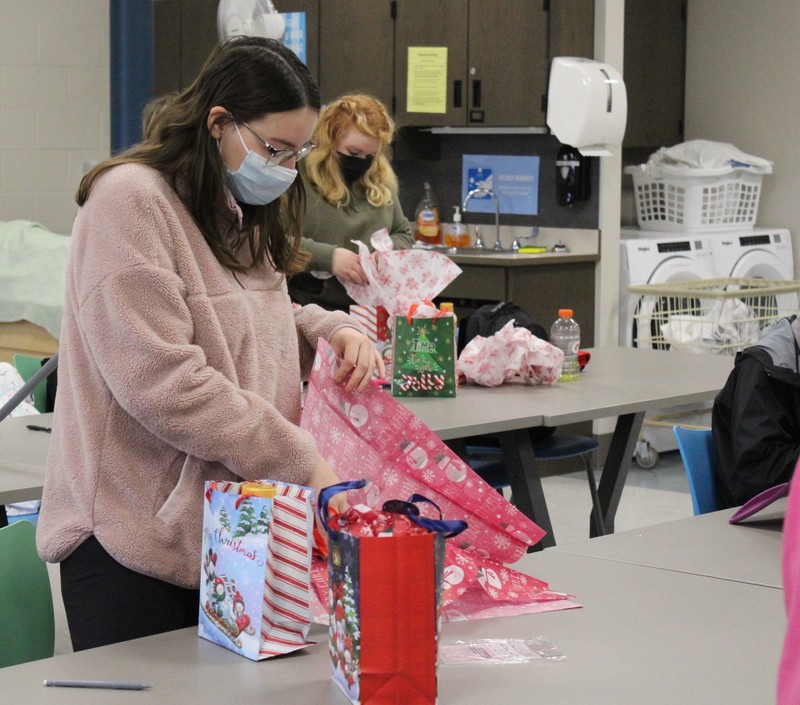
318, 480, 467, 705
198, 480, 315, 660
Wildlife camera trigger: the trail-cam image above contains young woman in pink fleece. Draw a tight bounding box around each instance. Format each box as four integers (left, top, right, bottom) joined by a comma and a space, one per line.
779, 464, 800, 702
36, 36, 382, 651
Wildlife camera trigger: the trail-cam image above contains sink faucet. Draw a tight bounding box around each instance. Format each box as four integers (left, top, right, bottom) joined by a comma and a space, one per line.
511, 226, 540, 253
463, 188, 502, 251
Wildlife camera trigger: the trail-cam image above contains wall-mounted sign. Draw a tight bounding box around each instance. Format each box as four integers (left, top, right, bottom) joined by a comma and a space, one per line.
282, 13, 306, 64
462, 154, 540, 216
407, 47, 447, 114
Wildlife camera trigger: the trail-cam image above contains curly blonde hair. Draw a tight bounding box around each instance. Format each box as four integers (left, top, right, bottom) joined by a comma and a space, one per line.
303, 94, 397, 208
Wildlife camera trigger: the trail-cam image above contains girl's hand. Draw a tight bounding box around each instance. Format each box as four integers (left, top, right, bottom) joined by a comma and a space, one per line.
308, 454, 347, 514
329, 327, 386, 391
331, 248, 368, 285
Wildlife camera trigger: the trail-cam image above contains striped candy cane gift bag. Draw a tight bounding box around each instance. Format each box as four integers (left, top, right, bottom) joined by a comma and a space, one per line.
198, 480, 315, 660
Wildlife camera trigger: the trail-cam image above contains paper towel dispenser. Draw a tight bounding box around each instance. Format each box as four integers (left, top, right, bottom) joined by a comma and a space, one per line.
546, 57, 627, 157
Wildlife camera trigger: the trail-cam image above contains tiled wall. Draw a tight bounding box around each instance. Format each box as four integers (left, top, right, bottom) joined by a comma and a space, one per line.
0, 1, 110, 235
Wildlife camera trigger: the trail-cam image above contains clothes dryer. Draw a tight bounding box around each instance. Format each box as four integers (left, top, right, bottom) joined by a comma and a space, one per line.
619, 230, 717, 466
712, 229, 794, 329
712, 228, 793, 278
619, 230, 717, 348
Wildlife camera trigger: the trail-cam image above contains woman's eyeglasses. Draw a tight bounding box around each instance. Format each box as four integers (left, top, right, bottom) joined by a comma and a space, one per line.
239, 121, 316, 166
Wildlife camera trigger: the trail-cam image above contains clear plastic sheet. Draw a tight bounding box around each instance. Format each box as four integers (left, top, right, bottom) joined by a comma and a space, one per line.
439, 637, 566, 665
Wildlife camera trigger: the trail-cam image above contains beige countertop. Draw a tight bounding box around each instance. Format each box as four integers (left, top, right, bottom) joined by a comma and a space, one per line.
424, 226, 599, 266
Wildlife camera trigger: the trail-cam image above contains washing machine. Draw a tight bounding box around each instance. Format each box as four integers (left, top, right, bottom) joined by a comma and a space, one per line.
620, 230, 718, 466
619, 230, 717, 348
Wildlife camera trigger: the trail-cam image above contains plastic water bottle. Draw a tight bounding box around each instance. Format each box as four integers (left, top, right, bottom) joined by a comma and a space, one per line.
551, 309, 580, 382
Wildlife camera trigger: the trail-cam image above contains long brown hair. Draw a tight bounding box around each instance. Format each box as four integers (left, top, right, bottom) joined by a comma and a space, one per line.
77, 36, 320, 274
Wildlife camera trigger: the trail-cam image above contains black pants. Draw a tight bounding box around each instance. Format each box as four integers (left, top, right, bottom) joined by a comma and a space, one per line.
60, 536, 199, 651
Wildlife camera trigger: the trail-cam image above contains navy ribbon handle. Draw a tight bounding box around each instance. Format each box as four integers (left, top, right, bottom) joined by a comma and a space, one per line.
317, 479, 366, 539
403, 493, 468, 538
317, 481, 468, 539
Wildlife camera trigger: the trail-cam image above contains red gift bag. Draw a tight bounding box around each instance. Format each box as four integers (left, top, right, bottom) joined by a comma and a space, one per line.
319, 481, 467, 705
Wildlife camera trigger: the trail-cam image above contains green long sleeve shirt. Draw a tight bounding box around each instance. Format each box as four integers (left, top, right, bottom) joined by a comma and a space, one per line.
288, 166, 413, 310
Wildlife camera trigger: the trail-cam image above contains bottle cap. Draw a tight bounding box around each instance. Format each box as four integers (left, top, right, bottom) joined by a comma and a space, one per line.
558, 308, 574, 317
240, 482, 277, 498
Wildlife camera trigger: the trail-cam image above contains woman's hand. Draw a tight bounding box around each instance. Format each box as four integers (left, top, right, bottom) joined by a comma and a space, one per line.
307, 454, 348, 514
329, 326, 386, 391
331, 248, 368, 285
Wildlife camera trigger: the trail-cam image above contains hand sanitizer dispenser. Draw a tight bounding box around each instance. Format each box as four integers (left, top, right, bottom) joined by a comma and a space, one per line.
546, 57, 627, 157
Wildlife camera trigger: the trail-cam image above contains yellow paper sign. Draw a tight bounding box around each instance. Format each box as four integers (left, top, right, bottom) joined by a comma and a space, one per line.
407, 47, 448, 114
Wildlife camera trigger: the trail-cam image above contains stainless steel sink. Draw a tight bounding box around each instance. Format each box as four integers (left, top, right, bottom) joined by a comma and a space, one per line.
420, 245, 513, 256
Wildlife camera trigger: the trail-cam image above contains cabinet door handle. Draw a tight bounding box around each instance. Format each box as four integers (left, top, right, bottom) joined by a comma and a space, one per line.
472, 79, 482, 108
453, 80, 462, 108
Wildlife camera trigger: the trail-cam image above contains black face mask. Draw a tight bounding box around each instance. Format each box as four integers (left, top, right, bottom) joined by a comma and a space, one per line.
338, 153, 374, 184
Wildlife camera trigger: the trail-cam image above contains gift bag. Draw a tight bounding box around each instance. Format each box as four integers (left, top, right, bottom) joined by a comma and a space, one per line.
319, 481, 467, 705
303, 339, 545, 563
392, 304, 457, 398
198, 480, 315, 660
349, 304, 392, 374
304, 339, 579, 622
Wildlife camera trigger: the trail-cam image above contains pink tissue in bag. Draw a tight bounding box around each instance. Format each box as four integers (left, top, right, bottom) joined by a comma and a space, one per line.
341, 228, 462, 315
457, 321, 564, 387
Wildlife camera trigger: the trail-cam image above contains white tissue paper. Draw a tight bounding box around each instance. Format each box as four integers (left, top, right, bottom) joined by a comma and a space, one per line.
661, 298, 760, 354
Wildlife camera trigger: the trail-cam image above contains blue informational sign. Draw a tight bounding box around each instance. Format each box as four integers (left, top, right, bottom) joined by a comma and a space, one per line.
282, 13, 307, 64
462, 155, 540, 215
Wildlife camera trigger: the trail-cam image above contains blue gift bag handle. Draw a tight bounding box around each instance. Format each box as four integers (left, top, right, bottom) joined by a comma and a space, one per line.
318, 481, 468, 539
404, 494, 468, 538
317, 479, 366, 539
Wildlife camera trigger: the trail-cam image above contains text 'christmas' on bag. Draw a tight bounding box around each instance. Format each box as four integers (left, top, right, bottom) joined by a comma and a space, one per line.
198, 480, 315, 660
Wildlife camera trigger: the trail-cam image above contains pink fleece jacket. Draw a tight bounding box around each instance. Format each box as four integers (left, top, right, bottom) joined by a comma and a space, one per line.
779, 459, 800, 702
36, 163, 356, 588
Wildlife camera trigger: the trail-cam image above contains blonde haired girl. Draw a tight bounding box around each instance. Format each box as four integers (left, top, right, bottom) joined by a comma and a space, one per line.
289, 94, 413, 311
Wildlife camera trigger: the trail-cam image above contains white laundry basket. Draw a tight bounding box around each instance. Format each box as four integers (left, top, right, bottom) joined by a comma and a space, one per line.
626, 165, 765, 232
628, 277, 800, 355
626, 277, 800, 467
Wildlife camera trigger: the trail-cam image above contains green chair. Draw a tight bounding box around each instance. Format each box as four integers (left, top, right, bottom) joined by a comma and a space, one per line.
12, 353, 48, 413
0, 520, 55, 667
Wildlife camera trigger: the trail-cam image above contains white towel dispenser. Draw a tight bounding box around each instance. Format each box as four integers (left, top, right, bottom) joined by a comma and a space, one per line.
546, 57, 627, 157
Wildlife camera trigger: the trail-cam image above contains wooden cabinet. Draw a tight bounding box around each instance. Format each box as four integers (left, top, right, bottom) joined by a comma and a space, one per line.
153, 0, 320, 94
441, 257, 596, 347
317, 0, 393, 106
393, 0, 549, 127
623, 0, 686, 148
549, 0, 594, 63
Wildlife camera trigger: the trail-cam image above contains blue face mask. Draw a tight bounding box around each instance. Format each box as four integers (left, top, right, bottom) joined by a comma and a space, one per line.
224, 124, 297, 205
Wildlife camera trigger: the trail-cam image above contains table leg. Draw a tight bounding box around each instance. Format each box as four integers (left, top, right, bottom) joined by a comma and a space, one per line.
498, 429, 555, 550
0, 504, 8, 527
591, 411, 645, 536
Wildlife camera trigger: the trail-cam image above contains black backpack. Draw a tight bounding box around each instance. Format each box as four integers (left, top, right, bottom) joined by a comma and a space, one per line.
459, 301, 549, 354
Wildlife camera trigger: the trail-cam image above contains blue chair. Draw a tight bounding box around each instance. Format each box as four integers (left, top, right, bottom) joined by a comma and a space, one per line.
673, 426, 722, 515
0, 520, 55, 667
467, 433, 605, 535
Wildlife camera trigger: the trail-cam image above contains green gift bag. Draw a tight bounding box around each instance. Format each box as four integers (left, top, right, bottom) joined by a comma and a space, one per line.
392, 311, 457, 398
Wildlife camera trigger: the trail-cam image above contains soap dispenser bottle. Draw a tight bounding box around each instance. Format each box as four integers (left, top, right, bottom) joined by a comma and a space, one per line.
444, 206, 469, 248
414, 182, 441, 245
